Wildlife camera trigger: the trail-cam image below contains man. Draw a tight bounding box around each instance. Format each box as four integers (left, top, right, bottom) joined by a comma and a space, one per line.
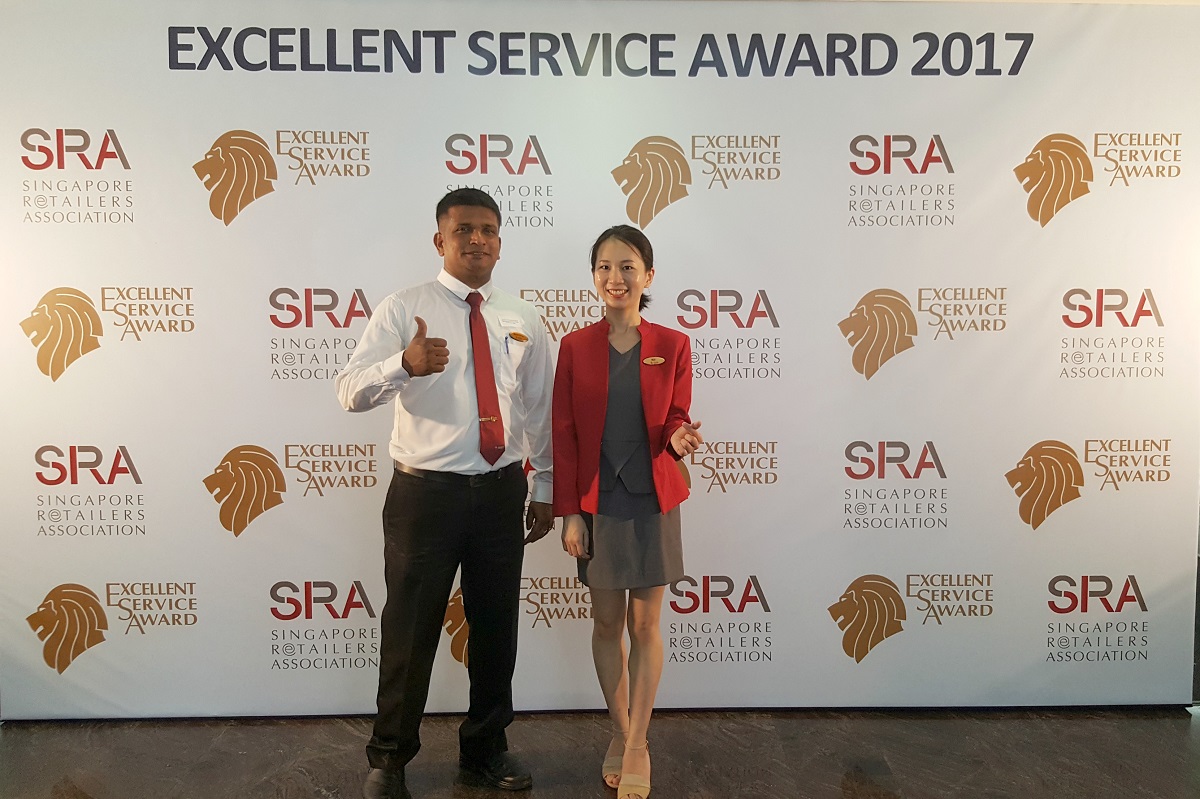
336, 188, 553, 799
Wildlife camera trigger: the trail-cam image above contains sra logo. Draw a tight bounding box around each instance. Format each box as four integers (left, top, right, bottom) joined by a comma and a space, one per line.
849, 135, 952, 176
269, 580, 376, 620
36, 446, 141, 486
1047, 575, 1147, 614
844, 441, 946, 480
21, 128, 129, 170
445, 134, 550, 175
676, 290, 778, 329
669, 575, 770, 614
269, 288, 372, 329
1061, 289, 1162, 328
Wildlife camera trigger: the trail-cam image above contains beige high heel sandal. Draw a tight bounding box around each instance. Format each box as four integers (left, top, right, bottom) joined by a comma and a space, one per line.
602, 729, 626, 789
617, 740, 650, 799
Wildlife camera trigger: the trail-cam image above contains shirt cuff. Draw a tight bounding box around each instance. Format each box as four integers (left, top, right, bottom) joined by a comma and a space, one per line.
380, 352, 412, 389
530, 480, 552, 505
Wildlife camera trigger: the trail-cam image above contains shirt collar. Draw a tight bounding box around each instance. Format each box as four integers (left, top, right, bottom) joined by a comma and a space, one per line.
438, 269, 493, 304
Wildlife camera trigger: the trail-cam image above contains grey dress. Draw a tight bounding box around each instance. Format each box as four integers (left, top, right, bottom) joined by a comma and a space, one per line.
579, 342, 684, 590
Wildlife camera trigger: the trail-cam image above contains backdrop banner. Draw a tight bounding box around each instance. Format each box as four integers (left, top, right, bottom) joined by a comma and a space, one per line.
2, 0, 1198, 719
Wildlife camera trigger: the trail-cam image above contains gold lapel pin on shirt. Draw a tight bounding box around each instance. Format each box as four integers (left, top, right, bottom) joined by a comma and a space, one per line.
643, 356, 665, 365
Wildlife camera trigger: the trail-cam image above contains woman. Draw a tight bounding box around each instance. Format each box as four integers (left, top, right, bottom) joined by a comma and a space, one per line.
553, 225, 703, 799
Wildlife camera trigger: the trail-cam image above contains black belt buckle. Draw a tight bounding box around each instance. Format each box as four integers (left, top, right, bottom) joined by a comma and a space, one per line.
394, 460, 519, 486
470, 461, 521, 486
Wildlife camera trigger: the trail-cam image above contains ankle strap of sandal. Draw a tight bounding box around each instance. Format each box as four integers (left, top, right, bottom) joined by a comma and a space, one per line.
625, 740, 648, 750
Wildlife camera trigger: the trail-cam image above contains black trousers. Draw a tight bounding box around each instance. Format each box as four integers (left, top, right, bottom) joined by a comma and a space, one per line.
367, 463, 527, 770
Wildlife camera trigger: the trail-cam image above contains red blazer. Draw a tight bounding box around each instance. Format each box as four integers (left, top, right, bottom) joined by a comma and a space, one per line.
553, 318, 692, 517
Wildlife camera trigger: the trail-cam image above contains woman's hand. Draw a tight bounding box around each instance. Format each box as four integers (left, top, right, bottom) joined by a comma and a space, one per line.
561, 514, 590, 559
670, 420, 703, 457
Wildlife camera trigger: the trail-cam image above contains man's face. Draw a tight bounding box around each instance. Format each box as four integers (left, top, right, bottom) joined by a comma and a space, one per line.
434, 205, 501, 289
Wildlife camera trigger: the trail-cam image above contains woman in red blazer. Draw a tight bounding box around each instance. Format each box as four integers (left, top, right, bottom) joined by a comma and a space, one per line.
553, 225, 703, 799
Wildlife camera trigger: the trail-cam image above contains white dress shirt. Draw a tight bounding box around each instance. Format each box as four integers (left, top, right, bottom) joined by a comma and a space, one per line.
336, 269, 553, 503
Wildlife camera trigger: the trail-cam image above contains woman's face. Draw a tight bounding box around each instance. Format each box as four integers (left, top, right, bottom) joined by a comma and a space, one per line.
592, 237, 653, 312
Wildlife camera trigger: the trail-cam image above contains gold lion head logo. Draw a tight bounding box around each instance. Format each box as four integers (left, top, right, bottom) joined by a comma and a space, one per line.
443, 587, 470, 668
1005, 440, 1084, 530
828, 575, 906, 663
1013, 134, 1093, 227
202, 445, 286, 536
611, 136, 691, 229
837, 289, 917, 380
193, 130, 277, 225
27, 583, 108, 674
19, 287, 103, 382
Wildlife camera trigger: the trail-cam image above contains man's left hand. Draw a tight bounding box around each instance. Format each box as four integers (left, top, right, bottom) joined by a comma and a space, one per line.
524, 501, 554, 544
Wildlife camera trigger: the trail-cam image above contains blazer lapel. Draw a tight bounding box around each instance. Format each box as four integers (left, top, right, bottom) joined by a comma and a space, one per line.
580, 320, 611, 441
638, 321, 670, 415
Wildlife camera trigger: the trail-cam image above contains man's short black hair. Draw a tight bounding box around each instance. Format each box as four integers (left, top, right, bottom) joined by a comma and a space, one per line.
436, 188, 502, 227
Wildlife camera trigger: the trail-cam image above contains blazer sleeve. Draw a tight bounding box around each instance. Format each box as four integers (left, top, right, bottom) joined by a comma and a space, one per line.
662, 333, 693, 458
552, 336, 581, 516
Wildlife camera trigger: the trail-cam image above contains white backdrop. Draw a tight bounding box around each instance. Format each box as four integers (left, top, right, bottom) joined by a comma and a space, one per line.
2, 0, 1198, 719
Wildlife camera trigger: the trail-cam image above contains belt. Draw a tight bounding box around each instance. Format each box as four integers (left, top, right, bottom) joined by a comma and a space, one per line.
394, 460, 522, 487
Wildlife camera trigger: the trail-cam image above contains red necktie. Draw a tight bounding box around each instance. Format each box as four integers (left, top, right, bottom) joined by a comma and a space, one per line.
467, 291, 505, 465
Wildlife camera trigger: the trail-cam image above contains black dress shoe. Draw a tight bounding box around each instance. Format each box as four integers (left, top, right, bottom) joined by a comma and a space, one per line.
458, 751, 533, 791
362, 767, 410, 799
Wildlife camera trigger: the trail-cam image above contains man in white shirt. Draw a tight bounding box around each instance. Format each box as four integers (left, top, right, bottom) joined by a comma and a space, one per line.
336, 188, 553, 799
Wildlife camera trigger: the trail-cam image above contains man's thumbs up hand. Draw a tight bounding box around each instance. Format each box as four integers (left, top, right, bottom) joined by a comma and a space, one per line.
402, 315, 450, 376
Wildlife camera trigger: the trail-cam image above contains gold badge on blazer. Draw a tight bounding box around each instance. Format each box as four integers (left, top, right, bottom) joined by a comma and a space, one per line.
508, 331, 529, 342
642, 356, 665, 365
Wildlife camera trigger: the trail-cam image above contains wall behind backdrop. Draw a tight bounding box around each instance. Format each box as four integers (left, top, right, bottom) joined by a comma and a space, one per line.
2, 0, 1198, 720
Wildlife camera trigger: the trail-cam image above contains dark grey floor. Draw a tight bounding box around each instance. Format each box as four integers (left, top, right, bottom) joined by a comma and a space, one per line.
2, 706, 1198, 799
